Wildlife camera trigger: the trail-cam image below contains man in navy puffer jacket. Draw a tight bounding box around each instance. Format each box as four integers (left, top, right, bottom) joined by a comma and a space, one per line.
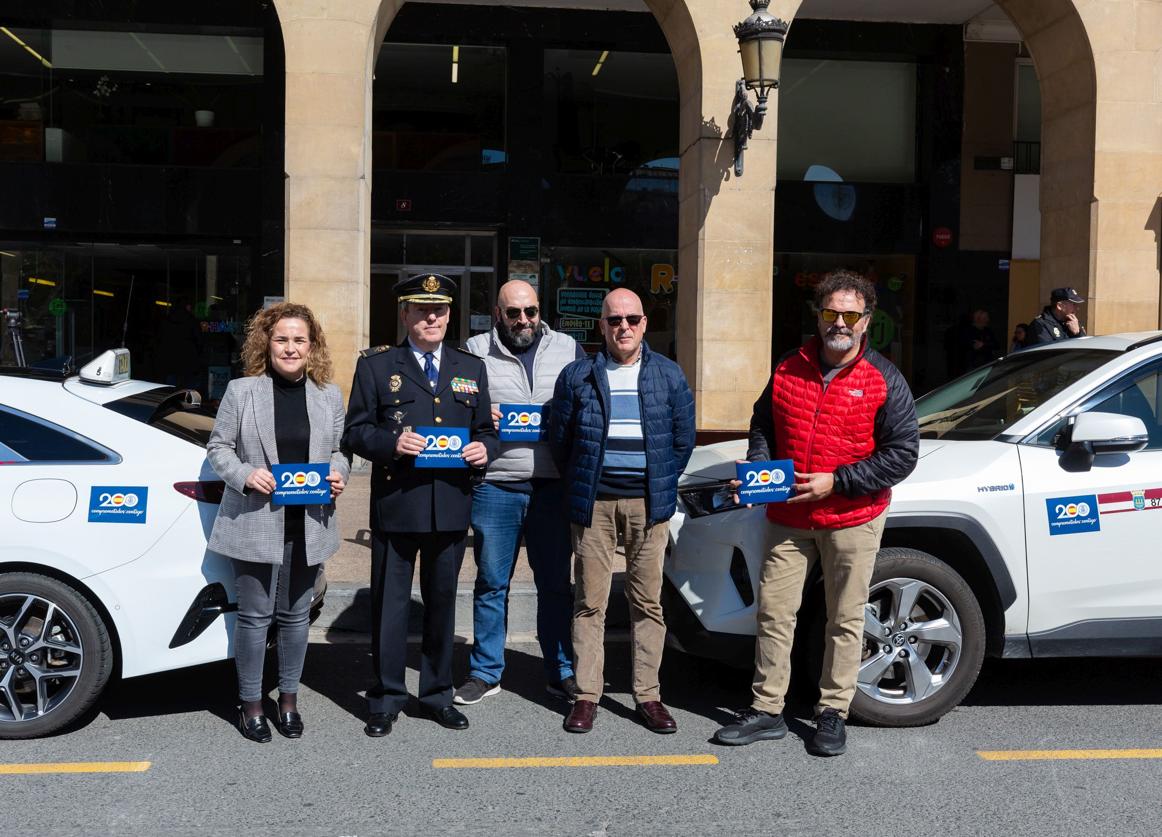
548, 288, 695, 735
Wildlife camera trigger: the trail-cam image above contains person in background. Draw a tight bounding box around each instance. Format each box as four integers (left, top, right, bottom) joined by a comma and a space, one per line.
963, 309, 999, 371
207, 302, 349, 743
1025, 288, 1086, 346
1010, 323, 1028, 354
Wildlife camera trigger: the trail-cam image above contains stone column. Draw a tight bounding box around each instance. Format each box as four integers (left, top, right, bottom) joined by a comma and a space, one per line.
649, 0, 799, 431
1082, 0, 1162, 332
274, 0, 394, 393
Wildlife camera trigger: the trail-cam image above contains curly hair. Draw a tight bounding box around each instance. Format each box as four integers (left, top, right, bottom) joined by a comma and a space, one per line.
813, 269, 877, 314
240, 302, 333, 384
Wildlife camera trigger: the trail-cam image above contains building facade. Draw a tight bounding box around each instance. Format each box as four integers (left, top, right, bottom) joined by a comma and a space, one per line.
1, 0, 1159, 429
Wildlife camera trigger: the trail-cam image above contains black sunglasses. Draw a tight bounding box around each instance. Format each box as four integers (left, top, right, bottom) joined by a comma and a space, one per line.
503, 306, 539, 320
819, 308, 868, 328
604, 314, 644, 327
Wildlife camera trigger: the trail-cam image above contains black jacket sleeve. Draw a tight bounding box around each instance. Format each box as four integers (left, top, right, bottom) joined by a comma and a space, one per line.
342, 356, 398, 466
833, 356, 919, 497
746, 376, 775, 462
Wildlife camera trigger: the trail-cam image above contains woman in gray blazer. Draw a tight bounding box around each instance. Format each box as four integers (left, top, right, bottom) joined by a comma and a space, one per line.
207, 302, 350, 743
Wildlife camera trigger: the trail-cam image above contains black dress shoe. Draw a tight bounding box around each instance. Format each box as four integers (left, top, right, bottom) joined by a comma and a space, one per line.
430, 705, 469, 730
238, 709, 272, 743
364, 712, 397, 738
277, 711, 304, 739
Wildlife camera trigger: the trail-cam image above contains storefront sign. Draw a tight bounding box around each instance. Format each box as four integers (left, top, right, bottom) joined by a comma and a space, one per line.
650, 264, 676, 295
48, 298, 67, 316
557, 287, 606, 319
932, 227, 953, 248
554, 258, 625, 285
509, 236, 540, 262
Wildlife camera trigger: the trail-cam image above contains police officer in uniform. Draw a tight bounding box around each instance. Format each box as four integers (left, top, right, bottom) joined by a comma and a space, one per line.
344, 273, 498, 736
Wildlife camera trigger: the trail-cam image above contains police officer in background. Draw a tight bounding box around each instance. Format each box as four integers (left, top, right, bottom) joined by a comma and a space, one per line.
343, 273, 498, 737
1025, 287, 1086, 346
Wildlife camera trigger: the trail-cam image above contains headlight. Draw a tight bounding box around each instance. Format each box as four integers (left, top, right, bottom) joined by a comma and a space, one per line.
678, 479, 738, 518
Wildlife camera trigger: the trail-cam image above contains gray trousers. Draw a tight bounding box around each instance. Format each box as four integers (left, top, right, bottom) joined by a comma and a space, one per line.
232, 540, 319, 703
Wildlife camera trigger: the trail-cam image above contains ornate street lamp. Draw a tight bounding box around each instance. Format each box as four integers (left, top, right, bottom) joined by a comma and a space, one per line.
732, 0, 789, 176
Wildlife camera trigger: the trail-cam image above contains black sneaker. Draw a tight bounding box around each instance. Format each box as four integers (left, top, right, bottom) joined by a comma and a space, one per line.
453, 676, 501, 705
806, 708, 847, 756
546, 676, 579, 702
713, 708, 788, 746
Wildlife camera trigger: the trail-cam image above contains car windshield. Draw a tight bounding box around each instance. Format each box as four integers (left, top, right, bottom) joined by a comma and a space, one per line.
916, 348, 1119, 441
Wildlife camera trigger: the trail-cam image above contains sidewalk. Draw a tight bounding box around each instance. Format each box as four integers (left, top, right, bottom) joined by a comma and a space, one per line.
318, 464, 628, 640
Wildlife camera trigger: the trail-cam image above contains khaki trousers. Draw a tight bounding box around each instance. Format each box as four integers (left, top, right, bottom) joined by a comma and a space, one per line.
571, 498, 669, 704
752, 509, 887, 718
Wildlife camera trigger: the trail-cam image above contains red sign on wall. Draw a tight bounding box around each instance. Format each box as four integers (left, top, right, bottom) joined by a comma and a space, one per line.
932, 227, 953, 248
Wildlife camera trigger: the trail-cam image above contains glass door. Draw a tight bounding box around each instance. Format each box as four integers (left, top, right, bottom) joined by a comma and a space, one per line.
370, 230, 497, 348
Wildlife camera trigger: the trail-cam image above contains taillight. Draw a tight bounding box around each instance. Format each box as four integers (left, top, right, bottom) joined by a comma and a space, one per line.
173, 480, 226, 504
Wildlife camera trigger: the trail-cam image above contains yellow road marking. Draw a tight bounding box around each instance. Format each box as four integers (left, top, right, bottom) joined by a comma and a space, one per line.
978, 749, 1162, 762
0, 761, 151, 775
433, 755, 718, 769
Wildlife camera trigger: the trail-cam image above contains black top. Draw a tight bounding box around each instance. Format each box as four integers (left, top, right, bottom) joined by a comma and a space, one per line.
272, 371, 308, 540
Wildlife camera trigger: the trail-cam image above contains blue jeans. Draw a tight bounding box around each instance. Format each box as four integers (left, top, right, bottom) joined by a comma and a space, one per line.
469, 479, 575, 684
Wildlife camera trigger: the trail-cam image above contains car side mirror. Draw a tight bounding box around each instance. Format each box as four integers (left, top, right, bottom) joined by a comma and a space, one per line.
1060, 411, 1150, 471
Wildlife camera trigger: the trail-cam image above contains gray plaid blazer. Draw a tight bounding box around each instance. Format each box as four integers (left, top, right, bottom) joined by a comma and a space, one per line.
207, 373, 351, 566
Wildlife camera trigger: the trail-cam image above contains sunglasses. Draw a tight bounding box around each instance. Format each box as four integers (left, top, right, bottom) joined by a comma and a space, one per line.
819, 308, 868, 328
604, 314, 644, 327
503, 306, 539, 320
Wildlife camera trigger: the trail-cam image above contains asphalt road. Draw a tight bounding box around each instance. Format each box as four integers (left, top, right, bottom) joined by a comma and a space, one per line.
2, 642, 1162, 837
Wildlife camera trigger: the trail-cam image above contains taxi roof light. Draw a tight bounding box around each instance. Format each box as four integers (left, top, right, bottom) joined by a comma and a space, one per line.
79, 348, 131, 385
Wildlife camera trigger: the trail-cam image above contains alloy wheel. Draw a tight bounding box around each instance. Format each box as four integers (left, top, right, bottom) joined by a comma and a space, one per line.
0, 593, 85, 723
857, 577, 963, 706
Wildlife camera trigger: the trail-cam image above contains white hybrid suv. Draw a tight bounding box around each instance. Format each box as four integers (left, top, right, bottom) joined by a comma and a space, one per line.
664, 332, 1162, 726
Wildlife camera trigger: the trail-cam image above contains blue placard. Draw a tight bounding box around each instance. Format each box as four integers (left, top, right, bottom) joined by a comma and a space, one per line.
415, 426, 470, 468
1045, 494, 1100, 535
272, 463, 331, 505
736, 460, 795, 504
499, 404, 543, 441
88, 486, 148, 523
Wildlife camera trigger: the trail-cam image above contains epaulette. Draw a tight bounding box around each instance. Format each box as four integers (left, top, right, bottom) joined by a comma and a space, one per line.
359, 344, 392, 358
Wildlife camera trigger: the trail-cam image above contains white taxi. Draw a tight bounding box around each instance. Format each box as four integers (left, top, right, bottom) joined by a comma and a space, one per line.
0, 350, 318, 738
666, 332, 1162, 726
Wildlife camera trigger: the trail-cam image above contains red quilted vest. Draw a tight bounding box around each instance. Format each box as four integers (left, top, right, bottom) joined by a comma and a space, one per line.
766, 337, 890, 530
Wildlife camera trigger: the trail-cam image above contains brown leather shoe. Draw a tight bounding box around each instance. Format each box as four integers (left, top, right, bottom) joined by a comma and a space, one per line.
636, 701, 678, 734
564, 699, 597, 733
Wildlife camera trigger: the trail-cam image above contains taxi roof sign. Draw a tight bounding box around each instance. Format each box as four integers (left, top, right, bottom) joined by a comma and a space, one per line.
79, 348, 131, 385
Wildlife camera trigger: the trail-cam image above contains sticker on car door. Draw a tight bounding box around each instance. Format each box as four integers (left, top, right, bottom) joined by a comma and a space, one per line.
1045, 494, 1100, 535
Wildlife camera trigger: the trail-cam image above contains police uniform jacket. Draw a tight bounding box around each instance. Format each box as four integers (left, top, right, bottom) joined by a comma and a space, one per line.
343, 340, 499, 533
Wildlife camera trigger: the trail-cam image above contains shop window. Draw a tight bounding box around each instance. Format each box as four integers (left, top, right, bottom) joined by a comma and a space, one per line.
0, 244, 252, 400
543, 49, 678, 178
373, 43, 506, 172
0, 23, 267, 167
541, 246, 677, 359
777, 59, 916, 184
773, 253, 915, 377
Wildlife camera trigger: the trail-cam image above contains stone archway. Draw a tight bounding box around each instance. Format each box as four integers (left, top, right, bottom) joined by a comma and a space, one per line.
995, 1, 1097, 316
274, 0, 793, 426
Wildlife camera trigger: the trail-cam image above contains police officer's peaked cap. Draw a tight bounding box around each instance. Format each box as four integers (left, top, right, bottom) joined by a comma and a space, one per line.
396, 272, 457, 304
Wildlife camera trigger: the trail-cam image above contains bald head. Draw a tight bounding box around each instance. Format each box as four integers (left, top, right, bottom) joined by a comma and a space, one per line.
494, 279, 541, 349
600, 288, 647, 364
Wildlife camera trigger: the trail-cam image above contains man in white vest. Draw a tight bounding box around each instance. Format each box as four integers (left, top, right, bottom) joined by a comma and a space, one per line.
454, 279, 587, 706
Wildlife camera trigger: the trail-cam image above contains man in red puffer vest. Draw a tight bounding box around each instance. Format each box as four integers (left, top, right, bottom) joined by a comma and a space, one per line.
714, 270, 918, 757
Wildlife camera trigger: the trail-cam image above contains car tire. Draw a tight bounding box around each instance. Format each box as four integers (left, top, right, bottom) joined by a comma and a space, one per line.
847, 548, 985, 727
0, 573, 114, 739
